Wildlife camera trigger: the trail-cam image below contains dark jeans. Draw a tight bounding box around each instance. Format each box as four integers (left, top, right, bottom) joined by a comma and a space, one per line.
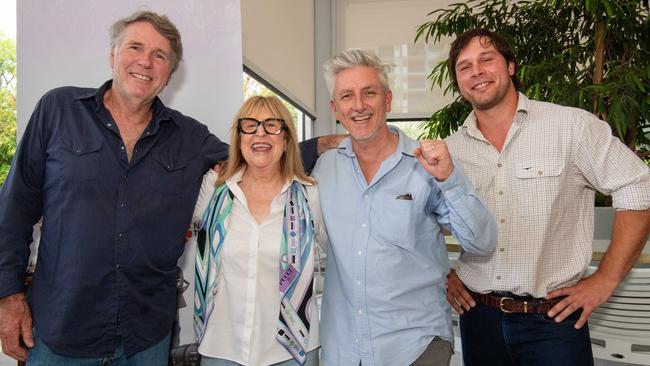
27, 330, 171, 366
459, 302, 593, 366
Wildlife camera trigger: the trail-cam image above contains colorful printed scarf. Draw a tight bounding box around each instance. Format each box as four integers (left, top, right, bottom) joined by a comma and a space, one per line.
194, 180, 315, 365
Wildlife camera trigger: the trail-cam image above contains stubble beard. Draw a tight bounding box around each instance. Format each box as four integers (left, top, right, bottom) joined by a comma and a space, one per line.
465, 79, 513, 111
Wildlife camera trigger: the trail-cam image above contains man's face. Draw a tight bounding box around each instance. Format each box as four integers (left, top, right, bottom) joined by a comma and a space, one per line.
109, 21, 173, 105
454, 36, 515, 111
330, 66, 392, 142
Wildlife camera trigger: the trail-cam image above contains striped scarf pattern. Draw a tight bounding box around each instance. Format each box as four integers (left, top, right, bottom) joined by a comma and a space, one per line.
194, 181, 315, 365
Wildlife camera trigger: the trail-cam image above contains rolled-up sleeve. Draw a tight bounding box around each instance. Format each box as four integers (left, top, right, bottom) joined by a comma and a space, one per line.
572, 113, 650, 210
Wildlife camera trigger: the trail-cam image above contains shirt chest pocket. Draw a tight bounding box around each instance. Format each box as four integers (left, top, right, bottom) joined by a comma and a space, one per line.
61, 137, 104, 182
514, 160, 565, 216
149, 149, 188, 195
372, 198, 414, 249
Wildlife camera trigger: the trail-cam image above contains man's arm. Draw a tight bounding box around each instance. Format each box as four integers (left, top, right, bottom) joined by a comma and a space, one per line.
0, 293, 33, 362
446, 268, 476, 314
0, 95, 52, 360
299, 135, 346, 173
203, 131, 345, 174
545, 113, 650, 328
202, 133, 230, 168
415, 139, 497, 255
546, 209, 650, 328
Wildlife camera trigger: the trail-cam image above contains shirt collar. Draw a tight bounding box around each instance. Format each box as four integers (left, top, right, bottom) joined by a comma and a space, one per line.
461, 91, 530, 138
514, 91, 531, 116
226, 168, 314, 192
75, 80, 176, 128
336, 125, 416, 158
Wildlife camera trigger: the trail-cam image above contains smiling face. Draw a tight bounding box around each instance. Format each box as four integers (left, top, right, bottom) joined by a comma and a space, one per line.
239, 108, 286, 174
330, 66, 392, 142
455, 36, 516, 111
109, 21, 173, 107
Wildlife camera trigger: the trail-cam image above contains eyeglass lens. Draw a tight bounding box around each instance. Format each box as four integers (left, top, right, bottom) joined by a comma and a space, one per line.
239, 118, 284, 134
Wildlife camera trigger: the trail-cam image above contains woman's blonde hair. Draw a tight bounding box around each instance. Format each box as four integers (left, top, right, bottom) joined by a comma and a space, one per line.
215, 95, 314, 187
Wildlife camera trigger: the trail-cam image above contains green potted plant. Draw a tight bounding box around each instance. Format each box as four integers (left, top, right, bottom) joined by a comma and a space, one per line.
415, 0, 649, 165
415, 0, 649, 240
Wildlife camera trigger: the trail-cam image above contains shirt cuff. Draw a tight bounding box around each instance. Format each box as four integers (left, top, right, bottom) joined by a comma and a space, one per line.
611, 179, 650, 210
435, 167, 470, 201
0, 270, 26, 298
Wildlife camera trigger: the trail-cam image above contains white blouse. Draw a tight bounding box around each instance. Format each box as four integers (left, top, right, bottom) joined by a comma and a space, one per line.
194, 169, 328, 366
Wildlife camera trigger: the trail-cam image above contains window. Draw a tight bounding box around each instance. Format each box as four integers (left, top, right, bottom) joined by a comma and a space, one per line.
243, 67, 314, 142
388, 119, 427, 141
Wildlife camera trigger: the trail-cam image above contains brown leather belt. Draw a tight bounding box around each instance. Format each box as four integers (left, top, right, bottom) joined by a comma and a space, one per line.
469, 290, 563, 314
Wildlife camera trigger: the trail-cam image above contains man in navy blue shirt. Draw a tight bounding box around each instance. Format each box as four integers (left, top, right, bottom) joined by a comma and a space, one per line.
0, 10, 325, 364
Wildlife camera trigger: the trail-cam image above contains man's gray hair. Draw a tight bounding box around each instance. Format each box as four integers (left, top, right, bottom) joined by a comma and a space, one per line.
110, 10, 183, 74
323, 49, 390, 98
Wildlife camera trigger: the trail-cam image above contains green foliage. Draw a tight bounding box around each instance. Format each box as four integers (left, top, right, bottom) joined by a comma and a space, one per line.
415, 0, 650, 155
0, 36, 16, 87
0, 34, 16, 186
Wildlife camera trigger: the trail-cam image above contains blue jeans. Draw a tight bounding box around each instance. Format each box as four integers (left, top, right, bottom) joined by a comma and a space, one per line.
200, 348, 320, 366
27, 331, 171, 366
459, 302, 593, 366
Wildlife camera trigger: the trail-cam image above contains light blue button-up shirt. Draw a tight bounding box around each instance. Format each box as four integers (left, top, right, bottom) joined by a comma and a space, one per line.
313, 126, 496, 366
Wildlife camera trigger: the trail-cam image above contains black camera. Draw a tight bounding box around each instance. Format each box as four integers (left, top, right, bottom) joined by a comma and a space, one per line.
169, 343, 201, 366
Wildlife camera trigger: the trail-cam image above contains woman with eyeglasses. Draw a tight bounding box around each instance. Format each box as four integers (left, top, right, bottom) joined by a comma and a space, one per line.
193, 95, 328, 366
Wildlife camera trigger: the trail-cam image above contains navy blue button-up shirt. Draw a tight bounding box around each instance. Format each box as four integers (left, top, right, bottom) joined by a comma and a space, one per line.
0, 81, 233, 357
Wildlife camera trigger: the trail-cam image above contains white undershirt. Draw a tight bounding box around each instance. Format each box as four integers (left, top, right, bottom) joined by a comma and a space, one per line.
194, 170, 326, 365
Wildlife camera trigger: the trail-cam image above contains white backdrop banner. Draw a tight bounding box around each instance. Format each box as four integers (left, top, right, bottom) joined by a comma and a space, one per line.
8, 1, 243, 365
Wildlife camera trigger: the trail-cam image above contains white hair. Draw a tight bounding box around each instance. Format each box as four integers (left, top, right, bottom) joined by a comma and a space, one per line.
322, 49, 390, 98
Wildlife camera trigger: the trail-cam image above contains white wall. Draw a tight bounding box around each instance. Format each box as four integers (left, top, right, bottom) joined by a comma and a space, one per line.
336, 0, 457, 118
241, 0, 315, 115
313, 0, 338, 136
6, 2, 243, 365
17, 0, 243, 141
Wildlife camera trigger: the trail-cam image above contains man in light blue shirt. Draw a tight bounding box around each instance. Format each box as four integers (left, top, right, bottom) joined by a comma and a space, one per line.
313, 49, 496, 366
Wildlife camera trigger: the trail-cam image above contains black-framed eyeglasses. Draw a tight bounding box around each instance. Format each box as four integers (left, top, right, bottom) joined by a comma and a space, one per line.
237, 117, 286, 135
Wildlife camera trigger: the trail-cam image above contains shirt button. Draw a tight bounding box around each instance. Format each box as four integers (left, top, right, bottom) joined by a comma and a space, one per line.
122, 175, 127, 180
497, 163, 502, 167
107, 123, 112, 127
361, 224, 366, 228
498, 191, 503, 195
499, 247, 505, 252
537, 170, 543, 176
355, 338, 359, 343
121, 146, 125, 150
496, 275, 501, 280
146, 131, 150, 135
116, 264, 121, 269
358, 309, 363, 315
356, 280, 361, 285
120, 203, 127, 208
364, 195, 368, 199
500, 218, 506, 224
357, 251, 363, 256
